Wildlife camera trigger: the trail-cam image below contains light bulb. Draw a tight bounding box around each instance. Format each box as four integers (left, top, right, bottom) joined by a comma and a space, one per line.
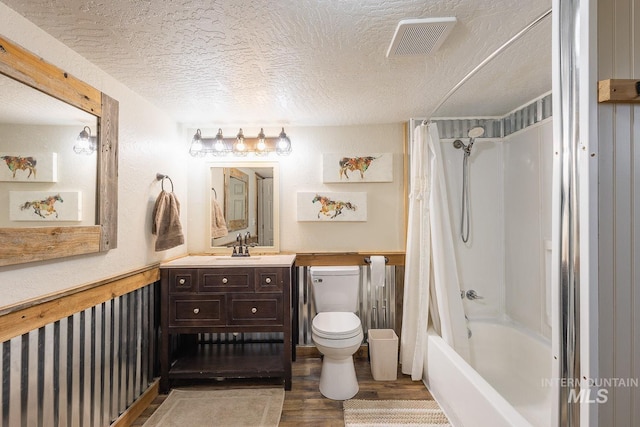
256, 128, 267, 155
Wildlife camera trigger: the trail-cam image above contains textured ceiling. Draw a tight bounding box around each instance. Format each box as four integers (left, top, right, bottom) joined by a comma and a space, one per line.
2, 0, 552, 126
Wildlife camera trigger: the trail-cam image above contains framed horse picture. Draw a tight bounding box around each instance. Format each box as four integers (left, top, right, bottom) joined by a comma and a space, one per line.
0, 152, 57, 182
297, 191, 367, 222
9, 191, 82, 221
322, 153, 392, 183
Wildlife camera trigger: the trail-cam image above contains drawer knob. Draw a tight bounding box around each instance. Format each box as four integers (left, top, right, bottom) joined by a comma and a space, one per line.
222, 277, 228, 284
251, 307, 258, 314
178, 278, 186, 285
265, 278, 272, 284
193, 308, 200, 314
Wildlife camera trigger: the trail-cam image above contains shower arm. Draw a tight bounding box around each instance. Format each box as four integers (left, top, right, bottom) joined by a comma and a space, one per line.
424, 8, 552, 122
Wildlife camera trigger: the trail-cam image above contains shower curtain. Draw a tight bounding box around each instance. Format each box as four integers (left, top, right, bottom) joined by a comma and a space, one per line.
400, 122, 469, 380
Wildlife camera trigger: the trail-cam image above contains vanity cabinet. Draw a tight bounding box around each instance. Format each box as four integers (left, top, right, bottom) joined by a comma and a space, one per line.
159, 255, 296, 393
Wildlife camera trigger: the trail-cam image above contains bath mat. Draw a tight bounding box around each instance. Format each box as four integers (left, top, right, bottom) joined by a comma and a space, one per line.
142, 388, 284, 427
343, 399, 452, 426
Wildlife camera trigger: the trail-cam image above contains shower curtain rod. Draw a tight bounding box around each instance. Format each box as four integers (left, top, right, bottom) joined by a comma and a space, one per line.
424, 8, 552, 123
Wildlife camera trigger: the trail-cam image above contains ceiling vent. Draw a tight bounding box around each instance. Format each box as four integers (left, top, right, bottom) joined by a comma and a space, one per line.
386, 17, 457, 57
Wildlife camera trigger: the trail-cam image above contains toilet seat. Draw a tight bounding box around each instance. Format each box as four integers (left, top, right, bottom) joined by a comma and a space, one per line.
312, 312, 362, 339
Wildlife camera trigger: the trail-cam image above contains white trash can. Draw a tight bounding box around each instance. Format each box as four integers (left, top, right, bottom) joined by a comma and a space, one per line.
368, 329, 398, 381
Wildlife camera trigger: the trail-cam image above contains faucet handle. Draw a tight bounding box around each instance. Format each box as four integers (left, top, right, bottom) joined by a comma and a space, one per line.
466, 290, 484, 300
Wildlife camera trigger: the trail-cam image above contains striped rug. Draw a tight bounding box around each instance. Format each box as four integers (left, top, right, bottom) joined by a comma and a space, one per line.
343, 399, 452, 427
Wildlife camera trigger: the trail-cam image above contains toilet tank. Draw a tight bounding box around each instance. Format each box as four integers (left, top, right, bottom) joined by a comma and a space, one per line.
310, 266, 360, 312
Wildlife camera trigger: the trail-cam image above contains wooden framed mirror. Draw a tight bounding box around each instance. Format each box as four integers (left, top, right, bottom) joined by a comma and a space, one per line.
0, 35, 118, 267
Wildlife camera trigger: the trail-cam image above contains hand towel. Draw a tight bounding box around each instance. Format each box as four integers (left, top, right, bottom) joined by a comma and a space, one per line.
152, 190, 184, 251
211, 198, 228, 238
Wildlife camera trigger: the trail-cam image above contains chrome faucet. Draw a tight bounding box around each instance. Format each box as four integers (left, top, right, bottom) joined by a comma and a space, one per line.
232, 232, 251, 257
465, 289, 484, 300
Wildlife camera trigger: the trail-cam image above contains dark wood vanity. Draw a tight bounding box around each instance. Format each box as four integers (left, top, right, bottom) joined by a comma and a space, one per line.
160, 255, 296, 392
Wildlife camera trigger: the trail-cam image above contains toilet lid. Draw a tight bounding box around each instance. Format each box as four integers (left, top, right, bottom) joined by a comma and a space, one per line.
312, 312, 362, 339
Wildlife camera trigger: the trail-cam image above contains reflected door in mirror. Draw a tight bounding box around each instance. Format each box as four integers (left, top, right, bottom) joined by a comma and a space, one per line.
224, 167, 248, 231
257, 177, 274, 246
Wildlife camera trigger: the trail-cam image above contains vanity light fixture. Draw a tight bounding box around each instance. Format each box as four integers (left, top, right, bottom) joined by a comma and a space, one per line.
189, 127, 292, 157
73, 126, 97, 155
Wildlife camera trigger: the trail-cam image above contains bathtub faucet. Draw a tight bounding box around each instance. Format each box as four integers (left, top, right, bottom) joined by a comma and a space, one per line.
465, 290, 484, 300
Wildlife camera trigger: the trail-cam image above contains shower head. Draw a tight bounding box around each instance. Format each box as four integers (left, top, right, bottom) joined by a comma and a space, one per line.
468, 126, 485, 139
466, 126, 485, 152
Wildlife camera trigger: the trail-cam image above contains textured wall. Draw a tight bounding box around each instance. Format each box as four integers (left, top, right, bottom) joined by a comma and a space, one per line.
597, 0, 640, 424
0, 3, 187, 308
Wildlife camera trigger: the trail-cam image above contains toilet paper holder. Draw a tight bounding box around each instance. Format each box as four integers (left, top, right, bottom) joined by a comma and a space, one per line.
364, 256, 389, 264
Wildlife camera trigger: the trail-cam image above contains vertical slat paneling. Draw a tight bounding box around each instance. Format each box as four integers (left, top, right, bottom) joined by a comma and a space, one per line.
614, 104, 633, 422
2, 341, 8, 427
52, 321, 60, 427
433, 94, 552, 140
613, 6, 633, 424
633, 102, 640, 426
598, 0, 639, 425
89, 307, 97, 427
631, 2, 639, 422
0, 282, 158, 427
19, 334, 28, 427
37, 328, 45, 427
99, 302, 107, 427
295, 265, 397, 345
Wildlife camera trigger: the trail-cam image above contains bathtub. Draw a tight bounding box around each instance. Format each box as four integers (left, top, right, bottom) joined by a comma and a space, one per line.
425, 320, 552, 427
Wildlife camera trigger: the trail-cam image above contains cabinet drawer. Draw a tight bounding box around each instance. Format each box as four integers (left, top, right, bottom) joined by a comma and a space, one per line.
200, 268, 253, 292
255, 268, 284, 293
228, 294, 283, 326
169, 296, 225, 326
168, 269, 197, 293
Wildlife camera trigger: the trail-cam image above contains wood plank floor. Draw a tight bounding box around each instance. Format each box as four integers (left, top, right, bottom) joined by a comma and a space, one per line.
131, 354, 434, 426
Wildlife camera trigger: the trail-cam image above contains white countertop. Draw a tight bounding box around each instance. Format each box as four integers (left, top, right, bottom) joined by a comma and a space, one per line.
160, 254, 296, 268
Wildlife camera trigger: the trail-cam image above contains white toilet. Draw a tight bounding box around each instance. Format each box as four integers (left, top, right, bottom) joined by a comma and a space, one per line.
310, 266, 363, 400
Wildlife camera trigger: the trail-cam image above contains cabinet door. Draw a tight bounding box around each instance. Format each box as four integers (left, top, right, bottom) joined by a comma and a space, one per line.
228, 294, 283, 326
169, 296, 226, 327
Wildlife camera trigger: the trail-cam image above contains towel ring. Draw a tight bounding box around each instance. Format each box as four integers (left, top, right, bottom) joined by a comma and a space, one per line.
156, 173, 174, 192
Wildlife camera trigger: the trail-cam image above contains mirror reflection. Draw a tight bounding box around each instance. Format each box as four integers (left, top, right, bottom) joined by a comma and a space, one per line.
0, 74, 98, 228
224, 167, 249, 231
210, 162, 279, 251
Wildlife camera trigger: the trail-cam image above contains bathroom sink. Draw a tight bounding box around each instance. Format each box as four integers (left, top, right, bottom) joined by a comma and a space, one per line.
161, 254, 296, 268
